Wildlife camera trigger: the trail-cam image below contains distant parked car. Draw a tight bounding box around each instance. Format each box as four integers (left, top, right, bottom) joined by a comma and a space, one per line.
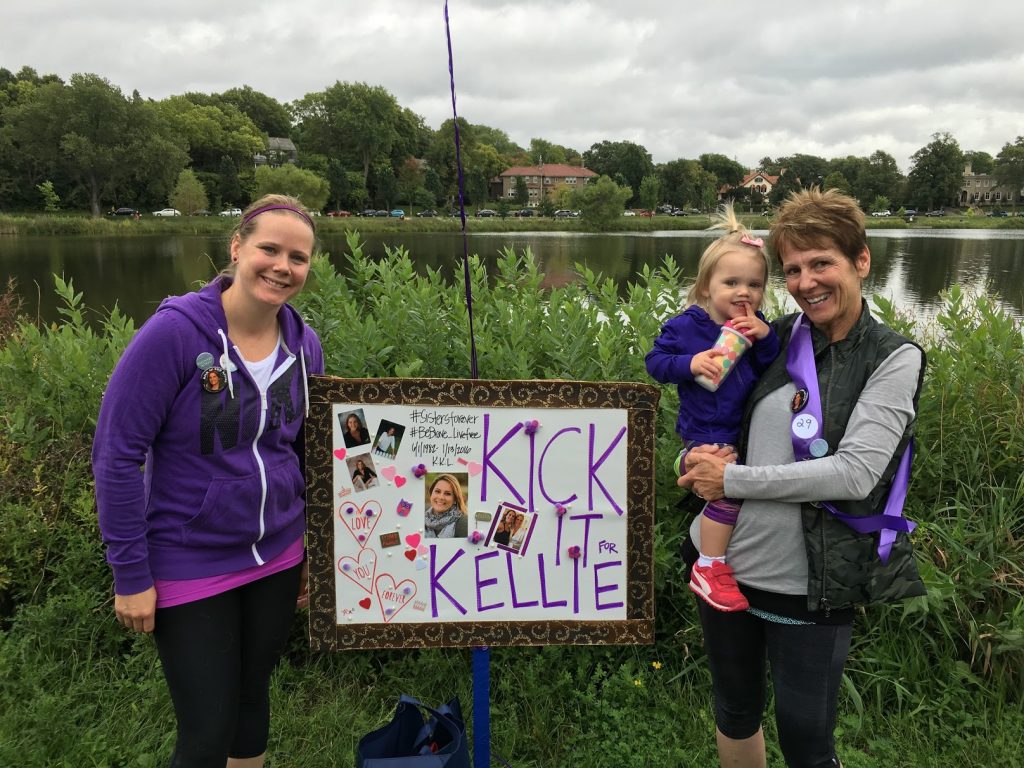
152, 208, 181, 217
358, 209, 376, 217
193, 210, 212, 217
326, 210, 351, 217
871, 210, 891, 217
389, 209, 405, 218
925, 209, 945, 217
219, 208, 242, 217
637, 210, 654, 218
622, 210, 636, 217
671, 209, 688, 216
108, 207, 138, 217
416, 209, 437, 217
990, 210, 1009, 218
517, 208, 536, 217
554, 209, 574, 218
476, 209, 496, 217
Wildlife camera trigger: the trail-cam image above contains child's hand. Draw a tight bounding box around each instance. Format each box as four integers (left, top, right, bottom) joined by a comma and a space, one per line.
690, 349, 723, 379
730, 313, 770, 341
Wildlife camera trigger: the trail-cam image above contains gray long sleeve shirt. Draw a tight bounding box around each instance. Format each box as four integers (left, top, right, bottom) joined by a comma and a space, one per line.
688, 344, 922, 595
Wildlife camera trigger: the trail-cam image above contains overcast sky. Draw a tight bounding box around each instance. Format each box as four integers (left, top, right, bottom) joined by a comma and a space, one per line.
5, 1, 1023, 172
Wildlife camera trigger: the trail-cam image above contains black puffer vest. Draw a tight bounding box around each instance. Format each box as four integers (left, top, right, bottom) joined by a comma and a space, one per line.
740, 302, 927, 611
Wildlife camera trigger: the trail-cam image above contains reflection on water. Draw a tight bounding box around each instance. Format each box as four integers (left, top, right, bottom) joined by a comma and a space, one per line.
2, 228, 1022, 325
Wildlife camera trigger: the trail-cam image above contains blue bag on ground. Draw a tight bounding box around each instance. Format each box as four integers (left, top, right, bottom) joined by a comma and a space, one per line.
356, 695, 470, 768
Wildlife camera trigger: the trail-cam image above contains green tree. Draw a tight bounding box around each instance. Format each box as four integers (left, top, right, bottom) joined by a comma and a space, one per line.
218, 85, 292, 137
870, 195, 892, 214
530, 138, 570, 165
854, 151, 904, 208
698, 153, 746, 187
823, 171, 852, 196
253, 164, 330, 211
963, 150, 994, 175
994, 137, 1024, 207
583, 141, 654, 202
36, 180, 60, 211
513, 175, 528, 206
169, 169, 209, 214
570, 175, 631, 230
775, 153, 828, 188
155, 95, 265, 172
638, 174, 661, 212
907, 132, 964, 210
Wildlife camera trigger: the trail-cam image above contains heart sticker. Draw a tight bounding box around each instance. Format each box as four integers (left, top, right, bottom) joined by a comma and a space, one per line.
466, 461, 483, 476
394, 475, 407, 488
380, 465, 398, 482
338, 500, 383, 548
337, 548, 377, 594
415, 558, 428, 571
358, 597, 372, 610
405, 533, 421, 548
333, 448, 347, 461
374, 575, 417, 623
417, 544, 427, 556
404, 549, 416, 561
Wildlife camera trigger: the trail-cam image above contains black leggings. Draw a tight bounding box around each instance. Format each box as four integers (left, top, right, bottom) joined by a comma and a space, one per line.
697, 599, 853, 768
153, 563, 302, 768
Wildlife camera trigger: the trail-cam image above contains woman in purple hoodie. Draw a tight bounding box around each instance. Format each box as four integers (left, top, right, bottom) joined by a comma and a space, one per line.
93, 194, 324, 768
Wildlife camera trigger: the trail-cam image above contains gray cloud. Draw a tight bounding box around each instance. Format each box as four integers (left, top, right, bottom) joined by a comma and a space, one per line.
4, 0, 1023, 171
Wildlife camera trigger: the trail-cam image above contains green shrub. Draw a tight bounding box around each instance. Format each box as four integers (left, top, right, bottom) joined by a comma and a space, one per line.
1, 251, 1021, 765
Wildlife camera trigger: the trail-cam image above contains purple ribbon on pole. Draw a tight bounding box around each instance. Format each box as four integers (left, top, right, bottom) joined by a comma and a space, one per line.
785, 314, 916, 563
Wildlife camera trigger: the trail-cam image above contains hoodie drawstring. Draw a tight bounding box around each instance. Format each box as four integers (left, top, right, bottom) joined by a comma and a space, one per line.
217, 328, 235, 399
300, 348, 310, 416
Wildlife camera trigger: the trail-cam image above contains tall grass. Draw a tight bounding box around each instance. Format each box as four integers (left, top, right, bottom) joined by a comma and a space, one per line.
1, 241, 1021, 766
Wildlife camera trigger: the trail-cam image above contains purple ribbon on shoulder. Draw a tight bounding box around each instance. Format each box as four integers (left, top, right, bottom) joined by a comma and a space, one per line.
785, 314, 916, 563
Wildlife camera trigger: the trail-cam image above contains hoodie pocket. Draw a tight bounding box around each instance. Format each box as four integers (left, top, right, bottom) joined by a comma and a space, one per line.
182, 472, 264, 547
261, 458, 306, 537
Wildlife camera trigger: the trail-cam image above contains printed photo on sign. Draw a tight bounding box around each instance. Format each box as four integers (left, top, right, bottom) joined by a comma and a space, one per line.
346, 454, 379, 492
372, 419, 405, 459
485, 501, 531, 555
339, 409, 371, 449
423, 472, 470, 539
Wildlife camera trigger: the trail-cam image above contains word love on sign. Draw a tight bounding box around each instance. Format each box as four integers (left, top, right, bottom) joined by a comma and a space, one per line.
305, 378, 659, 651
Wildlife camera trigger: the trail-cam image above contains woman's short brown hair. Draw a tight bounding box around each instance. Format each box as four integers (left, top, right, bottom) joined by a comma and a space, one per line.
769, 188, 866, 265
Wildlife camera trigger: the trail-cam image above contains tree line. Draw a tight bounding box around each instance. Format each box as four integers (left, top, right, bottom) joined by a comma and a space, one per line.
2, 65, 1023, 217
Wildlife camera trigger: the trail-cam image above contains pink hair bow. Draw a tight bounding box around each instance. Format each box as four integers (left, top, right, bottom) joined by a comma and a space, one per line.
740, 235, 764, 248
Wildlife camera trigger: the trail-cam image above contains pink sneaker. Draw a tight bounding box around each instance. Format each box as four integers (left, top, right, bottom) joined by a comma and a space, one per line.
689, 561, 749, 612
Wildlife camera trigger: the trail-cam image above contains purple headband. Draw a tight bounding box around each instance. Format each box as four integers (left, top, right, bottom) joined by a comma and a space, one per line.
241, 204, 314, 230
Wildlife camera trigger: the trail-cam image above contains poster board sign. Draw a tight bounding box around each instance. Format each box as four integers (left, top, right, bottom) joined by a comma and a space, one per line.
306, 377, 659, 650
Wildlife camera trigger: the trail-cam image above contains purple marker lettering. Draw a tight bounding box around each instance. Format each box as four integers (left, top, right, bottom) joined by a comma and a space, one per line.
538, 553, 567, 609
475, 550, 503, 613
572, 552, 580, 615
588, 424, 626, 515
569, 512, 602, 568
594, 561, 624, 610
429, 545, 467, 617
506, 551, 538, 609
538, 427, 581, 507
481, 414, 525, 503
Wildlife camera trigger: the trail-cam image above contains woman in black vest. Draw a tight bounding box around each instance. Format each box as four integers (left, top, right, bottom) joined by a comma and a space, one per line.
678, 188, 925, 768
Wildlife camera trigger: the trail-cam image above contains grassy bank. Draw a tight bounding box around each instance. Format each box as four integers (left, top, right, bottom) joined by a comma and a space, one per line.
3, 210, 1022, 237
1, 242, 1022, 766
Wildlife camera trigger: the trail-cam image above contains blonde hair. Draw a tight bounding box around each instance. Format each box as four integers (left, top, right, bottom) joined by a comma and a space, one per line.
686, 204, 772, 311
429, 474, 468, 515
222, 194, 316, 276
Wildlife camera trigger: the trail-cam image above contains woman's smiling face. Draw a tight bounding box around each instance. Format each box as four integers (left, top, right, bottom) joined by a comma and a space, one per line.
229, 212, 313, 309
780, 243, 870, 342
430, 479, 456, 513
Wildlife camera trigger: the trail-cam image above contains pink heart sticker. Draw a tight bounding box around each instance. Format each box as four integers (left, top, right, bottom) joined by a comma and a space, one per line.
375, 574, 417, 623
380, 465, 398, 482
405, 533, 421, 548
394, 475, 407, 488
333, 448, 347, 460
466, 461, 483, 476
337, 548, 377, 594
416, 544, 427, 556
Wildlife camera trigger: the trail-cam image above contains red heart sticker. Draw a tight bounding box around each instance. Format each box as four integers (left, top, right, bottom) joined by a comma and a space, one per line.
404, 549, 416, 561
358, 597, 371, 609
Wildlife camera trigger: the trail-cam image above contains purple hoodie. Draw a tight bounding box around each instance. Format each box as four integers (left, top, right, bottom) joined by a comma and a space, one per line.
93, 277, 324, 596
645, 305, 779, 445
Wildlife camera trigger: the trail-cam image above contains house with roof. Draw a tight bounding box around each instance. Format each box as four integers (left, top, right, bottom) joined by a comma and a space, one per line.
495, 164, 598, 206
960, 162, 1019, 208
255, 137, 298, 167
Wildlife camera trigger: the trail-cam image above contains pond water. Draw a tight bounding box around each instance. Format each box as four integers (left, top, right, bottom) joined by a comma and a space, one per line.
2, 228, 1023, 325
